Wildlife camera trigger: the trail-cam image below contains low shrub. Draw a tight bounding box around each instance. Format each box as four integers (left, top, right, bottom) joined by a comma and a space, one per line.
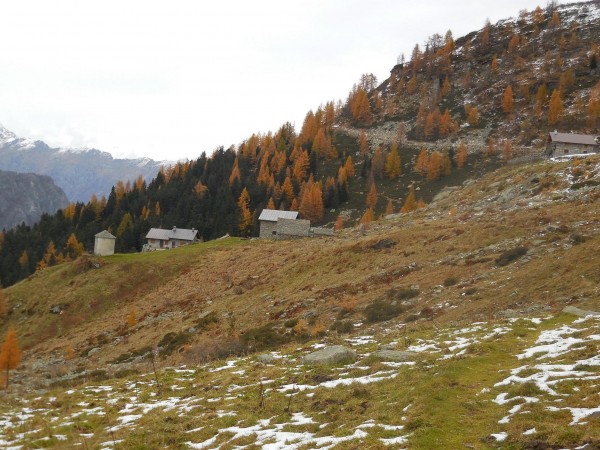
196, 311, 219, 329
495, 246, 528, 266
443, 277, 458, 287
284, 318, 299, 328
364, 299, 410, 323
158, 331, 191, 355
387, 287, 420, 301
570, 233, 586, 245
241, 323, 289, 351
330, 320, 354, 334
110, 345, 153, 364
183, 336, 245, 364
114, 368, 140, 378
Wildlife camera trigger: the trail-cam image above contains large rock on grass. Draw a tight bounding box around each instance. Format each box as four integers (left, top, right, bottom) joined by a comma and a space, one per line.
302, 345, 357, 365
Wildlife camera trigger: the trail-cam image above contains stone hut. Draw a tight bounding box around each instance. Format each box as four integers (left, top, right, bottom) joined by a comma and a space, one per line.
258, 209, 299, 238
94, 230, 116, 256
546, 131, 600, 157
258, 209, 334, 239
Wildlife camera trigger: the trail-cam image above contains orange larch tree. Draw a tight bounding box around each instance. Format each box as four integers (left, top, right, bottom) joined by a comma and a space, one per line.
0, 327, 21, 389
238, 188, 253, 237
281, 176, 295, 205
550, 11, 560, 28
414, 148, 429, 176
299, 182, 324, 223
229, 158, 241, 185
385, 143, 401, 180
311, 128, 332, 159
350, 87, 373, 126
427, 151, 443, 180
467, 105, 480, 126
359, 208, 374, 225
385, 199, 394, 216
293, 150, 310, 182
508, 34, 520, 53
344, 156, 355, 177
366, 183, 378, 209
502, 85, 514, 114
371, 146, 385, 178
358, 131, 369, 157
441, 76, 451, 97
532, 6, 544, 25
548, 89, 564, 125
65, 233, 84, 260
439, 109, 452, 137
400, 185, 417, 213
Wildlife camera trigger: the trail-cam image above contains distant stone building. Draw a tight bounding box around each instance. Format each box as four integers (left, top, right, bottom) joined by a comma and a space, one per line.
546, 131, 600, 157
258, 209, 299, 238
94, 230, 116, 256
145, 226, 199, 250
258, 209, 333, 239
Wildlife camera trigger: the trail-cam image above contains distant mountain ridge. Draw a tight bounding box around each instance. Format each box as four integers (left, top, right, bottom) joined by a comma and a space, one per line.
0, 125, 168, 202
0, 170, 69, 230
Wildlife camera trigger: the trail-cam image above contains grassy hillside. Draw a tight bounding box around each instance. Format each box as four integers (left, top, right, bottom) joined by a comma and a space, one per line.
1, 155, 599, 448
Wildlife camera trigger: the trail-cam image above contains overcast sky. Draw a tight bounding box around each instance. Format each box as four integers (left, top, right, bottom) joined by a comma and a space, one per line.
0, 0, 566, 161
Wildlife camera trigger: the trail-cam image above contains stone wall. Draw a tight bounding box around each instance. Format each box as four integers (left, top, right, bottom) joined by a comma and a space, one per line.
548, 142, 599, 156
259, 221, 277, 238
310, 227, 334, 236
276, 218, 310, 239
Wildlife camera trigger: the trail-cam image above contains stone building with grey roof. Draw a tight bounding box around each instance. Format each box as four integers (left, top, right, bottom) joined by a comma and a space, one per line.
145, 226, 198, 250
546, 131, 600, 157
258, 209, 333, 239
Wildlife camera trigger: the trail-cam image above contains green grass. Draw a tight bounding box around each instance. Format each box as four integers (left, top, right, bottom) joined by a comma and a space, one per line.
3, 314, 596, 449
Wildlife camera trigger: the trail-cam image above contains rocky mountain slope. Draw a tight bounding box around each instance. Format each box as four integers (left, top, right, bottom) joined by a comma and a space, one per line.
356, 0, 600, 148
0, 125, 167, 202
0, 170, 69, 230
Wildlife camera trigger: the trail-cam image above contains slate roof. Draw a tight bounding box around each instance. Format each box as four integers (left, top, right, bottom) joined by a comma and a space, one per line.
258, 209, 299, 222
145, 227, 198, 241
95, 230, 116, 239
548, 132, 600, 146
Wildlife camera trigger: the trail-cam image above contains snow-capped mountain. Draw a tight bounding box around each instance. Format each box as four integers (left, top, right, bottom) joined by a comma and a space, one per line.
0, 124, 168, 202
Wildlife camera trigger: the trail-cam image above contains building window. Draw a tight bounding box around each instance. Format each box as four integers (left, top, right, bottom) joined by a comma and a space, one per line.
272, 231, 277, 235
564, 149, 569, 154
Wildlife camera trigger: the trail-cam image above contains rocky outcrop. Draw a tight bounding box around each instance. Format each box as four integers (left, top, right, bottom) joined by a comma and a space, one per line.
0, 170, 69, 230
